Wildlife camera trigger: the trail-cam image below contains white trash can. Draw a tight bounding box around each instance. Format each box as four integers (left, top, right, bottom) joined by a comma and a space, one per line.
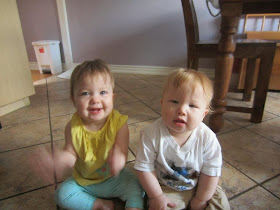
32, 40, 62, 74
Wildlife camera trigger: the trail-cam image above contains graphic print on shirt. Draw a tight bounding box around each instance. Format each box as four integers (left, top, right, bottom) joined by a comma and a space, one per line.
96, 163, 111, 179
162, 163, 199, 191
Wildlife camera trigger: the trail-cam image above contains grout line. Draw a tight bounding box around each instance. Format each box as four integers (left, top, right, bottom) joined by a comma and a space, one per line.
0, 184, 55, 202
46, 80, 58, 189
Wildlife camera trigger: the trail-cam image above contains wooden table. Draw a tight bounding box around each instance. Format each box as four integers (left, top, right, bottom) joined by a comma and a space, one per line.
209, 0, 280, 133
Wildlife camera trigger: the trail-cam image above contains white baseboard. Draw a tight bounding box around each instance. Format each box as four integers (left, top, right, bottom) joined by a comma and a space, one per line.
30, 62, 215, 77
0, 97, 30, 116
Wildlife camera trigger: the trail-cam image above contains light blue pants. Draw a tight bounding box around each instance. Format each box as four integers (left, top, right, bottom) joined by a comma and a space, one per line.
55, 168, 144, 210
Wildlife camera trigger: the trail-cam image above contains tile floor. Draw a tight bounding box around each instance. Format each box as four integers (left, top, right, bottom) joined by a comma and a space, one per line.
0, 73, 280, 209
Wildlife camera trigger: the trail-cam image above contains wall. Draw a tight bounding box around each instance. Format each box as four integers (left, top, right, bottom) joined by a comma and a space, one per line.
17, 0, 64, 62
17, 0, 222, 68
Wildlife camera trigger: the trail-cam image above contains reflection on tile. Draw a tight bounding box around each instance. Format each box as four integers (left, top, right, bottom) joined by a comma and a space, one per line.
0, 144, 54, 199
128, 120, 155, 155
219, 161, 256, 199
247, 117, 280, 144
49, 99, 75, 117
0, 186, 57, 209
219, 129, 280, 183
117, 102, 160, 125
0, 118, 50, 152
127, 87, 162, 103
262, 175, 280, 198
0, 103, 49, 126
230, 186, 280, 209
51, 114, 73, 141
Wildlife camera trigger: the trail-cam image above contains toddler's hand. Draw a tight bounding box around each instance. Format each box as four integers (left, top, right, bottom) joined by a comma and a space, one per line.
149, 194, 176, 210
29, 147, 55, 184
107, 146, 125, 176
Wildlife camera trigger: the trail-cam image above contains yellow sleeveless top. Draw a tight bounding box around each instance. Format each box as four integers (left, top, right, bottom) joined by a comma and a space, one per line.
71, 109, 128, 186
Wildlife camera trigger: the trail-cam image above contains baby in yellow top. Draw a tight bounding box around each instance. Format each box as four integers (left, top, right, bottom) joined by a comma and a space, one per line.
33, 59, 144, 210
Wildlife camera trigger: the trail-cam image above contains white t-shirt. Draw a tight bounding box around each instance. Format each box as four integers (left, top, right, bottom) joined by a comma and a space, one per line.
134, 118, 222, 191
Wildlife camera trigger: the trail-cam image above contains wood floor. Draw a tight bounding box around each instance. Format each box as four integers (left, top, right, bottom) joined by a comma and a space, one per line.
31, 70, 53, 82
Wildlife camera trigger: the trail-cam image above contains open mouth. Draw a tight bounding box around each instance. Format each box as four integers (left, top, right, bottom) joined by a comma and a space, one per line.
173, 119, 186, 126
88, 108, 102, 114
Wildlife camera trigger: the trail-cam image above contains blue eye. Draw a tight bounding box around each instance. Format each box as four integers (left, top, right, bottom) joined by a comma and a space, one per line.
189, 104, 197, 108
81, 92, 90, 96
100, 91, 107, 95
169, 100, 179, 104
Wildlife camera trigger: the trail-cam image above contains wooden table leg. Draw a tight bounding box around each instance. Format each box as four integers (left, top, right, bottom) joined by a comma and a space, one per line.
209, 2, 242, 133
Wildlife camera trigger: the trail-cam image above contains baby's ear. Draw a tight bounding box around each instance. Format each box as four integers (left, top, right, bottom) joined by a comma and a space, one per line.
203, 109, 209, 118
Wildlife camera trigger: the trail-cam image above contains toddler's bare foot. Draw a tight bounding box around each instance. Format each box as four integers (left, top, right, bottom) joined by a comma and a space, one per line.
92, 198, 114, 210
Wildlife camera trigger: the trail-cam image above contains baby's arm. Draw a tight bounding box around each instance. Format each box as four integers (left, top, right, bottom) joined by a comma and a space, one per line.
190, 173, 219, 210
30, 121, 77, 183
137, 170, 176, 210
107, 122, 129, 176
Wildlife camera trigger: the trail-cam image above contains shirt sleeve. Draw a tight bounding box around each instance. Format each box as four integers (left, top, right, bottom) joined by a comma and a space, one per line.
134, 130, 157, 172
201, 135, 222, 177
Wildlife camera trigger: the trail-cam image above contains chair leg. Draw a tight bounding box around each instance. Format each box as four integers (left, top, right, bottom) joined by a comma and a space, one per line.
242, 58, 256, 101
188, 57, 199, 70
251, 47, 275, 123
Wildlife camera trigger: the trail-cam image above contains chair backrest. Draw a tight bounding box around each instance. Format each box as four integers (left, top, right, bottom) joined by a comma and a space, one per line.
181, 0, 200, 54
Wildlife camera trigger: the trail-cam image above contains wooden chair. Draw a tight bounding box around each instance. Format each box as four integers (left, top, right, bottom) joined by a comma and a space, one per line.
181, 0, 276, 123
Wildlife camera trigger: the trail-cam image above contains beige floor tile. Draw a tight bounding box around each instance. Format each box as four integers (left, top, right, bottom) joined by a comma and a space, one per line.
114, 73, 141, 82
117, 102, 160, 125
0, 118, 51, 152
127, 86, 162, 103
262, 175, 280, 198
0, 144, 54, 199
229, 186, 280, 209
203, 115, 241, 135
51, 114, 73, 141
116, 78, 156, 91
0, 186, 57, 210
48, 89, 71, 102
142, 99, 162, 115
46, 75, 68, 83
128, 119, 156, 155
224, 110, 277, 127
33, 79, 47, 94
135, 74, 167, 88
219, 161, 256, 199
267, 91, 280, 99
47, 80, 70, 92
247, 117, 280, 144
49, 99, 76, 117
264, 95, 280, 116
114, 91, 139, 106
0, 103, 49, 126
219, 129, 280, 183
29, 91, 48, 105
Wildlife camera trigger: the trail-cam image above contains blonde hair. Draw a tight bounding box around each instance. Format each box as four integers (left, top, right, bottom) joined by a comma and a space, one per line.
70, 59, 114, 99
162, 68, 214, 111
